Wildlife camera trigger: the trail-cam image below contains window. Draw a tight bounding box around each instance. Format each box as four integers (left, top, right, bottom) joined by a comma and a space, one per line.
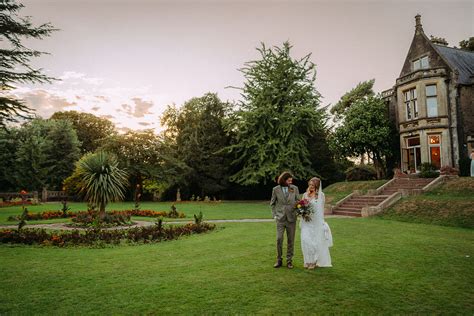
428, 135, 441, 169
404, 88, 418, 120
413, 56, 429, 71
426, 84, 438, 117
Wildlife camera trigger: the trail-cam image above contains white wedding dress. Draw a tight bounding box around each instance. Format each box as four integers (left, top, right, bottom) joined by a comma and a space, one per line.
300, 184, 333, 267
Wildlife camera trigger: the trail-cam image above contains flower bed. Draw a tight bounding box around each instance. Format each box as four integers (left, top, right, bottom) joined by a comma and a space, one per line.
0, 222, 215, 247
0, 200, 33, 208
7, 209, 186, 222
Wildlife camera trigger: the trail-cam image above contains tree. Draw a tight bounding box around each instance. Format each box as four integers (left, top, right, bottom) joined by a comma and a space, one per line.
50, 111, 116, 153
0, 127, 20, 190
14, 119, 52, 190
45, 119, 81, 190
0, 1, 56, 129
331, 95, 394, 179
75, 151, 128, 218
459, 37, 474, 52
161, 93, 232, 198
9, 118, 80, 191
224, 42, 326, 185
100, 130, 162, 198
330, 79, 375, 120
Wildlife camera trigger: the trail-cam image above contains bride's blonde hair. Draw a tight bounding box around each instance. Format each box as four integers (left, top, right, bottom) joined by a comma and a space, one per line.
306, 177, 320, 194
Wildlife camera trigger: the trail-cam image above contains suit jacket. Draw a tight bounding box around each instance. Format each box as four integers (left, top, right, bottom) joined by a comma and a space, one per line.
270, 184, 300, 222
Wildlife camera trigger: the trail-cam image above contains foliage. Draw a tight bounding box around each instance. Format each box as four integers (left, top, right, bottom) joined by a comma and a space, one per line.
7, 208, 185, 222
459, 37, 474, 51
44, 119, 81, 189
0, 128, 20, 190
60, 200, 70, 217
193, 211, 203, 225
330, 79, 375, 119
0, 222, 216, 247
419, 162, 439, 178
332, 95, 395, 179
17, 206, 28, 230
100, 130, 161, 199
224, 41, 326, 185
0, 1, 56, 129
345, 164, 377, 181
70, 210, 132, 227
0, 118, 80, 191
62, 167, 84, 197
160, 93, 232, 198
50, 111, 116, 153
75, 151, 129, 218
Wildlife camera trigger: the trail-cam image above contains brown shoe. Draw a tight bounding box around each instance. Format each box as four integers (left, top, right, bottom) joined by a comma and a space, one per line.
287, 262, 294, 269
274, 260, 282, 268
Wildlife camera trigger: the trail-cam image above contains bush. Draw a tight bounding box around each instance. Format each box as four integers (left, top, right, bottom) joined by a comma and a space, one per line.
70, 210, 132, 227
7, 209, 186, 222
419, 163, 439, 178
0, 222, 216, 247
345, 165, 377, 181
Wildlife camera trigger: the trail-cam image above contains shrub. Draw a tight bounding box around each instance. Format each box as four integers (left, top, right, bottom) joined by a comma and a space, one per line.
7, 209, 186, 222
70, 210, 132, 228
345, 165, 377, 181
419, 163, 439, 178
0, 222, 216, 247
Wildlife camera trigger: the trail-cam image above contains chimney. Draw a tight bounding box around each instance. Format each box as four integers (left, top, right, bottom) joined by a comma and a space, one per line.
415, 14, 423, 34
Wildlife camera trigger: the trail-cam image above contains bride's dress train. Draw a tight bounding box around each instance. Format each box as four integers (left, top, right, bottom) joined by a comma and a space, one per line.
300, 186, 333, 267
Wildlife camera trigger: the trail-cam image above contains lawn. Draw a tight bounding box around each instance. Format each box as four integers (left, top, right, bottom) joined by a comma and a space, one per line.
379, 177, 474, 228
1, 218, 473, 314
0, 201, 271, 225
0, 180, 388, 226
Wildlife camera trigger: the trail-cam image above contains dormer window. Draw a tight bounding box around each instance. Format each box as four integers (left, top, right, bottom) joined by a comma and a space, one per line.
413, 56, 429, 71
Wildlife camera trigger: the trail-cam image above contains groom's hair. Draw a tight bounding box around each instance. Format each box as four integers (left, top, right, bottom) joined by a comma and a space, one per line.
278, 171, 293, 186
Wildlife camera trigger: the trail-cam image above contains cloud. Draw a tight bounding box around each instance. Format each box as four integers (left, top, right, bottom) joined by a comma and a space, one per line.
16, 89, 77, 118
132, 98, 154, 118
13, 70, 170, 133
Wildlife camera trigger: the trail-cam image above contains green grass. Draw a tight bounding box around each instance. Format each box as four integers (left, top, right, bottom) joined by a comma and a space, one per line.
0, 201, 272, 225
0, 218, 473, 314
379, 177, 474, 228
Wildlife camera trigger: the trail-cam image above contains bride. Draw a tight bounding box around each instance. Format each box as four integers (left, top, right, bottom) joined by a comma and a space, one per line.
300, 177, 333, 269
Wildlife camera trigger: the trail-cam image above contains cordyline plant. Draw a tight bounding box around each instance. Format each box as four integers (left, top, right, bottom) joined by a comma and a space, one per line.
76, 151, 128, 219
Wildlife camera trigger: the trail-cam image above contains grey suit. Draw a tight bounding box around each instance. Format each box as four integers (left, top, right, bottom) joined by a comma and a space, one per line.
270, 184, 299, 263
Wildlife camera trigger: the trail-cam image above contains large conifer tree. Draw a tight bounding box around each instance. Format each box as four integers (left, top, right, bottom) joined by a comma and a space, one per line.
0, 1, 56, 129
225, 42, 326, 185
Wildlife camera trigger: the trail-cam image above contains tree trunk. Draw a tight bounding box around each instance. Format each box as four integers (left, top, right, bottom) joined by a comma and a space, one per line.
99, 203, 106, 220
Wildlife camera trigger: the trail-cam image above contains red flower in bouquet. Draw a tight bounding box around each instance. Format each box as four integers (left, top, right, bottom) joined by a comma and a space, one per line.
294, 198, 313, 222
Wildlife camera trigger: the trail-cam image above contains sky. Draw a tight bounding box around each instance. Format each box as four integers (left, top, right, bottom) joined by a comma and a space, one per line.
12, 0, 474, 133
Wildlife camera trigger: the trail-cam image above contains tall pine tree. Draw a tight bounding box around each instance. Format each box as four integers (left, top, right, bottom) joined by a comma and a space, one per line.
225, 42, 327, 185
0, 1, 56, 129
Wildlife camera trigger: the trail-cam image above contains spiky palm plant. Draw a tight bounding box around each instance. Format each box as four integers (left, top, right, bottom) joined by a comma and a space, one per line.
76, 151, 128, 219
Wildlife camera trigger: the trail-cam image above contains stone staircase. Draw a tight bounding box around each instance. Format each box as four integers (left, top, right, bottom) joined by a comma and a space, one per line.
332, 177, 437, 217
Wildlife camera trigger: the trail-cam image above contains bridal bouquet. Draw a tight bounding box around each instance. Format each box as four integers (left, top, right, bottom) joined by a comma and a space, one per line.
294, 199, 313, 222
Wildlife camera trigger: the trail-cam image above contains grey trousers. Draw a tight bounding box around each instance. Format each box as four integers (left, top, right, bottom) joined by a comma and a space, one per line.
276, 219, 296, 263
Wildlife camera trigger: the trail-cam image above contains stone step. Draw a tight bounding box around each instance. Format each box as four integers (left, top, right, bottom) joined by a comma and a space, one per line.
341, 202, 380, 208
333, 210, 362, 217
337, 206, 363, 212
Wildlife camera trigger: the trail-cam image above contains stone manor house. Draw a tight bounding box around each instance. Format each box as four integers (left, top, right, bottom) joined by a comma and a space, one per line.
382, 15, 474, 173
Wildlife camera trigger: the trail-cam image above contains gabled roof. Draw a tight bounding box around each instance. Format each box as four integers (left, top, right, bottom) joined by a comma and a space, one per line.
433, 45, 474, 85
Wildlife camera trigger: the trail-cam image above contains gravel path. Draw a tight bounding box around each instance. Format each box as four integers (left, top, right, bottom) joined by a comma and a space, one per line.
0, 215, 350, 231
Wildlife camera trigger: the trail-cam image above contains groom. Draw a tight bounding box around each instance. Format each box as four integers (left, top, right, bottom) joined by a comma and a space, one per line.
270, 171, 299, 269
